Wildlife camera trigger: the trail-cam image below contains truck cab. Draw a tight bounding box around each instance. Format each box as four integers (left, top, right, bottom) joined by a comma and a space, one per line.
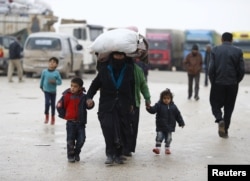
58, 19, 104, 74
146, 28, 184, 71
146, 32, 171, 70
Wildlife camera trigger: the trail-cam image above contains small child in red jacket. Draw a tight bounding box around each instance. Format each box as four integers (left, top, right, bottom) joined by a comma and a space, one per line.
57, 77, 94, 162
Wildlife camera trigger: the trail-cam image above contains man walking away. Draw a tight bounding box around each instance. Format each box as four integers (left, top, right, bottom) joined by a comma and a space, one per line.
209, 32, 245, 138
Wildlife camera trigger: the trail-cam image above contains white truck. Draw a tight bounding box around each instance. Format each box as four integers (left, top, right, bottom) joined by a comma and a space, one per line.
23, 32, 84, 79
58, 19, 104, 74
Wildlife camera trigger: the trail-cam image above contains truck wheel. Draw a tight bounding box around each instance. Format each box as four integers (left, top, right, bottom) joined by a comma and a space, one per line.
25, 72, 33, 78
159, 65, 168, 71
167, 64, 172, 71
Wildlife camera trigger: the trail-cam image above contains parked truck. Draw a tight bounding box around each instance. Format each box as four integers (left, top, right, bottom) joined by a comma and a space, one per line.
58, 19, 104, 74
232, 31, 250, 73
183, 29, 221, 69
145, 28, 184, 71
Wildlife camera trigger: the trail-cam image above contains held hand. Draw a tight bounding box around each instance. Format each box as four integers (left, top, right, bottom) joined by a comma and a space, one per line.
86, 99, 94, 108
145, 101, 151, 109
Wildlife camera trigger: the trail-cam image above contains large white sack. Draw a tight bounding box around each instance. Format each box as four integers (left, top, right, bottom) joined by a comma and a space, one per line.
89, 28, 139, 54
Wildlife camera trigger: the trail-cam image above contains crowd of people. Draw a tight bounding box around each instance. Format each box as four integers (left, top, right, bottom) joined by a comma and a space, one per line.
8, 29, 245, 165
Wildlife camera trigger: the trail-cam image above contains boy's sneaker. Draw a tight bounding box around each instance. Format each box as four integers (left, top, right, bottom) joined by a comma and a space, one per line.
152, 148, 160, 154
68, 156, 75, 163
75, 154, 80, 162
44, 114, 49, 124
165, 149, 171, 154
51, 116, 55, 125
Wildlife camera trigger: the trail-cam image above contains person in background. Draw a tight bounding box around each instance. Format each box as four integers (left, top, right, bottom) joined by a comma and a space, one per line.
57, 77, 94, 162
7, 36, 23, 83
86, 51, 135, 165
183, 44, 203, 100
209, 32, 245, 138
40, 57, 62, 125
146, 88, 185, 155
134, 59, 150, 82
204, 44, 212, 86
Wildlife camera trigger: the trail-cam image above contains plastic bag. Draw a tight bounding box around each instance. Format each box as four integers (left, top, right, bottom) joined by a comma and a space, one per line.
89, 28, 139, 54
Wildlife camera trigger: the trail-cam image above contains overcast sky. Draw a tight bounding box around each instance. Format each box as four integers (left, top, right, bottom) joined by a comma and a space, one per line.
43, 0, 250, 35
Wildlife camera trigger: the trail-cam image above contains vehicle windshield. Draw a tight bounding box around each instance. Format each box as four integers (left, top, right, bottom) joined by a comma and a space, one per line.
25, 37, 62, 50
147, 40, 169, 50
73, 28, 87, 40
184, 40, 210, 51
73, 27, 103, 41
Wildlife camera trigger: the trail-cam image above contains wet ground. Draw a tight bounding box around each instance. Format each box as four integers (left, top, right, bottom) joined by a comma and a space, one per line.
0, 71, 250, 181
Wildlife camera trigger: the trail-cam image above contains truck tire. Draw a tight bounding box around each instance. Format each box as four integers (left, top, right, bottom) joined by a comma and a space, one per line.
25, 72, 33, 78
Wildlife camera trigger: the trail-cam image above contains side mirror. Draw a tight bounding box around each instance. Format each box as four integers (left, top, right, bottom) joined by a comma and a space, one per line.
76, 44, 83, 50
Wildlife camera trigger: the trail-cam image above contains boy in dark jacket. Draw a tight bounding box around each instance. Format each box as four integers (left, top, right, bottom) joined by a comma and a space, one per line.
146, 88, 185, 155
57, 77, 94, 162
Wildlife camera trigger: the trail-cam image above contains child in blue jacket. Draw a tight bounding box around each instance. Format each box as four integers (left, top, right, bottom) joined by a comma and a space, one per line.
40, 57, 62, 125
